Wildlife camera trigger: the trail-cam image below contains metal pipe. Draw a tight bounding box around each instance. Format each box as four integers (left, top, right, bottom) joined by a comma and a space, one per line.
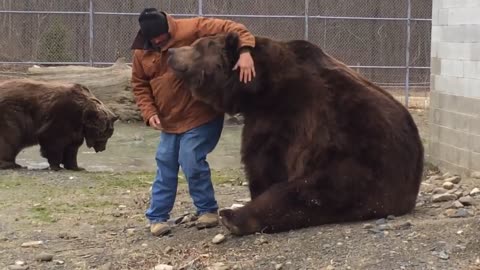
405, 0, 412, 107
304, 0, 309, 40
0, 10, 89, 14
0, 61, 91, 65
0, 10, 432, 22
0, 61, 430, 70
89, 0, 94, 66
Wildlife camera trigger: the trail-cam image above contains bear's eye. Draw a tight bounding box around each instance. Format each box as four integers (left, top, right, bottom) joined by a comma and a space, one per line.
207, 40, 216, 48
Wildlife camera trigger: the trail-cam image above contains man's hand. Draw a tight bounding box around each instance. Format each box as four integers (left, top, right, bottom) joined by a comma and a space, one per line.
148, 115, 162, 130
233, 51, 256, 84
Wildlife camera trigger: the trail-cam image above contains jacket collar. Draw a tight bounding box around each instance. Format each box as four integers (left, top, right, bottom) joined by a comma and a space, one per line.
130, 12, 178, 51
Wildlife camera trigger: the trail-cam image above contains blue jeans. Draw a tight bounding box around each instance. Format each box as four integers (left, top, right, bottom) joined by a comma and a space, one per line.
146, 116, 224, 223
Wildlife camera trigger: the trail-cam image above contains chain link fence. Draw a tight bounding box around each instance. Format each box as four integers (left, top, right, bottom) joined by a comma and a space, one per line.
0, 0, 432, 106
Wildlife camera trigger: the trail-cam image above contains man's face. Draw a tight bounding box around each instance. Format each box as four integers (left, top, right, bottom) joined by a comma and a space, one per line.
151, 33, 170, 48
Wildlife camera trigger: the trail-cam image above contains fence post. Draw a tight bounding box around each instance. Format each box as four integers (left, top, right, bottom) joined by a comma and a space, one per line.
304, 0, 309, 41
404, 0, 412, 107
198, 0, 203, 16
89, 0, 94, 66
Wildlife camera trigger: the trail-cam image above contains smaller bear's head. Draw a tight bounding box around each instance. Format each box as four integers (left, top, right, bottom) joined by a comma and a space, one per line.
167, 32, 246, 112
82, 97, 118, 153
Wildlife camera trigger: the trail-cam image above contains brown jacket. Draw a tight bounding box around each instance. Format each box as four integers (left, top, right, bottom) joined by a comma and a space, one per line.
130, 13, 255, 133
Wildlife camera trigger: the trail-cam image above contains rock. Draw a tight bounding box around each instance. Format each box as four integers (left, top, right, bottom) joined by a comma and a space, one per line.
378, 224, 392, 231
234, 198, 250, 203
445, 208, 471, 218
395, 221, 413, 230
470, 188, 480, 196
445, 176, 461, 184
428, 175, 443, 181
209, 262, 230, 270
254, 236, 268, 245
8, 265, 29, 270
126, 228, 136, 236
225, 115, 243, 125
375, 218, 387, 225
444, 209, 456, 217
230, 204, 244, 209
454, 190, 464, 198
164, 246, 173, 254
154, 264, 174, 270
53, 260, 65, 265
442, 182, 454, 190
325, 266, 335, 270
35, 253, 53, 262
421, 183, 435, 193
432, 194, 457, 202
20, 241, 44, 247
179, 214, 193, 224
442, 172, 451, 178
451, 201, 464, 208
459, 196, 474, 206
98, 263, 113, 270
432, 188, 448, 194
471, 171, 480, 179
212, 234, 226, 244
386, 215, 396, 220
362, 223, 374, 229
241, 182, 248, 186
437, 251, 449, 260
275, 264, 283, 270
368, 228, 382, 234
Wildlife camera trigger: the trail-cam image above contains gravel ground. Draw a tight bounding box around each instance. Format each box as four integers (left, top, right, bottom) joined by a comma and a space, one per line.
1, 110, 480, 270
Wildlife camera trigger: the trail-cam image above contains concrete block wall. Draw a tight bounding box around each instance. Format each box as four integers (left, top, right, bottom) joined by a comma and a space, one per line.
429, 0, 480, 175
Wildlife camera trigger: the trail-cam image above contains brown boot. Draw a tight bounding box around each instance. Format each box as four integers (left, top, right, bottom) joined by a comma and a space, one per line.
195, 212, 219, 229
150, 222, 171, 236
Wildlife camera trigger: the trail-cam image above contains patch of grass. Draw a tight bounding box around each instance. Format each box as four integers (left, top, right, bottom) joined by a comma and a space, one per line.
0, 175, 35, 189
30, 206, 56, 223
210, 168, 245, 185
86, 169, 245, 192
81, 200, 116, 209
89, 172, 154, 190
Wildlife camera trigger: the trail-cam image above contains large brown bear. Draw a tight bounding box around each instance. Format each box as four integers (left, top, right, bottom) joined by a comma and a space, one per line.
0, 79, 118, 171
167, 33, 424, 235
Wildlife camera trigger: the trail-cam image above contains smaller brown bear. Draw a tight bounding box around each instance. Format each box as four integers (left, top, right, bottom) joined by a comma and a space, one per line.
0, 79, 118, 171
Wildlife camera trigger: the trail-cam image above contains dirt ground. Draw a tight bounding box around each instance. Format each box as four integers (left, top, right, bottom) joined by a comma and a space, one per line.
1, 110, 480, 270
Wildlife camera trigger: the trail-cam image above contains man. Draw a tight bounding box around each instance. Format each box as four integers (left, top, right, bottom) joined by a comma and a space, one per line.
130, 8, 255, 236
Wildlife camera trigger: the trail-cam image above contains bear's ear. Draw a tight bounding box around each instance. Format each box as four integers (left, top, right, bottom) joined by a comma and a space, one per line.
83, 107, 107, 131
225, 32, 240, 63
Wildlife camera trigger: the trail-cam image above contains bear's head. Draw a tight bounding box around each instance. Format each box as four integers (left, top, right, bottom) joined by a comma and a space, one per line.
82, 95, 118, 153
167, 32, 253, 113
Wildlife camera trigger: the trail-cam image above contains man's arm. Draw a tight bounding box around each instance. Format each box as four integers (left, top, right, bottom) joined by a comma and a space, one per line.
131, 50, 159, 126
196, 17, 255, 50
196, 18, 256, 83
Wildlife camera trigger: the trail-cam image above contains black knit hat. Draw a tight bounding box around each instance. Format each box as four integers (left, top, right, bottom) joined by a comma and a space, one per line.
138, 8, 169, 40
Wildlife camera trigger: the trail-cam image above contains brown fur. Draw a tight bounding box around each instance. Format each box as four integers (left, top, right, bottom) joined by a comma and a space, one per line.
167, 33, 424, 235
0, 79, 118, 171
